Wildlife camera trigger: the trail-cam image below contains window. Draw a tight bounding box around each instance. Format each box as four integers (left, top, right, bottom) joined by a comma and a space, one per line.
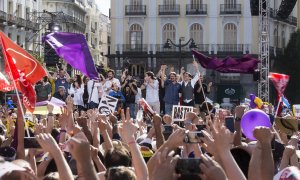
281, 30, 285, 48
129, 24, 143, 49
190, 23, 203, 44
224, 23, 237, 44
26, 7, 30, 20
191, 0, 203, 9
8, 33, 11, 38
224, 0, 236, 6
163, 23, 176, 44
274, 28, 279, 47
130, 0, 142, 6
8, 1, 12, 14
164, 0, 175, 5
17, 4, 22, 17
17, 35, 20, 45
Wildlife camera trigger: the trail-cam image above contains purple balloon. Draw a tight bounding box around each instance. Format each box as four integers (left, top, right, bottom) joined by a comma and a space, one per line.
241, 109, 271, 140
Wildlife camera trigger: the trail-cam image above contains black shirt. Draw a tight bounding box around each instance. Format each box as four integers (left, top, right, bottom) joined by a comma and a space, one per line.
194, 83, 209, 104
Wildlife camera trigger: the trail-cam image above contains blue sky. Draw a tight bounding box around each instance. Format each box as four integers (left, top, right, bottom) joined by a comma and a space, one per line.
96, 0, 110, 16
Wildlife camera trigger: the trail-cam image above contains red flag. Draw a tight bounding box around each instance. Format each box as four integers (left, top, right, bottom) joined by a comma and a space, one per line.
0, 72, 14, 92
269, 72, 290, 96
0, 31, 46, 112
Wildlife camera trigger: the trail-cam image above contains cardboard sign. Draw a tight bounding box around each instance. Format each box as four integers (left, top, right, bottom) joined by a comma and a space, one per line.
138, 98, 154, 119
98, 95, 118, 115
172, 105, 193, 121
293, 105, 300, 118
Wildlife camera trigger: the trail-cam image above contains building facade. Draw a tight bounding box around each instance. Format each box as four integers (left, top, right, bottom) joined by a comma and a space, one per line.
0, 0, 41, 55
99, 13, 111, 66
109, 0, 298, 103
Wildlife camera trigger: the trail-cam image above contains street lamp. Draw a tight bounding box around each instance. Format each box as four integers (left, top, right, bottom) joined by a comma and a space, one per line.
163, 37, 197, 70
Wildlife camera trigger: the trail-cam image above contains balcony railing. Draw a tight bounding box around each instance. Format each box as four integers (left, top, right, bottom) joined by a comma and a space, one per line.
7, 14, 16, 24
220, 4, 242, 15
125, 5, 146, 16
186, 4, 207, 15
123, 44, 148, 52
64, 14, 86, 29
216, 44, 244, 53
270, 8, 297, 26
16, 17, 26, 27
158, 5, 180, 15
26, 20, 34, 29
0, 11, 7, 21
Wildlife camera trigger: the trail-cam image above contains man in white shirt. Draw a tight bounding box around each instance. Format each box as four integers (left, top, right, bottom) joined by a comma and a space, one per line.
141, 71, 160, 113
179, 60, 200, 106
103, 70, 121, 95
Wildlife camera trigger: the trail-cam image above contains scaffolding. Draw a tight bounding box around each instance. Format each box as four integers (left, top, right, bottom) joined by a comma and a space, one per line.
258, 0, 270, 102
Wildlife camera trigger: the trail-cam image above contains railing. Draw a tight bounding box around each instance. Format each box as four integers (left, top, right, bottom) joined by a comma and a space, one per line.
26, 20, 34, 29
0, 11, 7, 21
64, 14, 86, 29
220, 4, 242, 15
16, 17, 26, 27
269, 46, 284, 56
216, 44, 244, 52
158, 5, 180, 15
270, 8, 297, 26
123, 44, 148, 52
125, 5, 146, 16
7, 14, 16, 23
186, 4, 207, 15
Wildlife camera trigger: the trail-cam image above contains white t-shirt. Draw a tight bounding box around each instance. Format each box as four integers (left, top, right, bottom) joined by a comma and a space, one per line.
103, 78, 121, 95
87, 80, 101, 103
68, 84, 84, 106
145, 80, 159, 103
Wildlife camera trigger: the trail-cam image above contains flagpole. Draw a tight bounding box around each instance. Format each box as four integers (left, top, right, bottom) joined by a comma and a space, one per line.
192, 55, 211, 123
274, 96, 282, 118
0, 38, 30, 137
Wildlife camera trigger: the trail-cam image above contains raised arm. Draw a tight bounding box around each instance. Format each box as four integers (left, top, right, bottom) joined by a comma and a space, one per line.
253, 127, 274, 180
120, 108, 148, 180
36, 133, 73, 180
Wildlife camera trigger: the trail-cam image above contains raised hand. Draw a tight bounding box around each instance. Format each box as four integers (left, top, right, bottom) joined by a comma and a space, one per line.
119, 108, 138, 143
253, 126, 274, 145
199, 154, 227, 180
151, 148, 179, 180
235, 105, 246, 119
36, 133, 60, 154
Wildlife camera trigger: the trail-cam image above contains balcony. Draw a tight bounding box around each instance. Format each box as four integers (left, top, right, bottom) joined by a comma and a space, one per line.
125, 5, 146, 16
64, 14, 86, 30
216, 44, 244, 54
123, 44, 148, 52
26, 20, 34, 29
270, 8, 297, 26
186, 4, 207, 15
220, 4, 242, 15
7, 14, 16, 24
16, 17, 26, 27
158, 5, 180, 15
0, 11, 7, 21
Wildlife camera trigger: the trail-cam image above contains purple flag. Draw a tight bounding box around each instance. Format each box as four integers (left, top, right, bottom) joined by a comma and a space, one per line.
192, 50, 259, 74
44, 32, 98, 79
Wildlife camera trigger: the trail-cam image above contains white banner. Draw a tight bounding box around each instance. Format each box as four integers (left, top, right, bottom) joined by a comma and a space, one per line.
293, 105, 300, 118
171, 105, 193, 121
98, 95, 118, 115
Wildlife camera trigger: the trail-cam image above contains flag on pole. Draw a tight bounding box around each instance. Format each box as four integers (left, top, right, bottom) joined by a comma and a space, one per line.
281, 95, 290, 109
0, 31, 46, 112
269, 72, 290, 96
0, 72, 14, 92
192, 50, 259, 73
43, 32, 99, 79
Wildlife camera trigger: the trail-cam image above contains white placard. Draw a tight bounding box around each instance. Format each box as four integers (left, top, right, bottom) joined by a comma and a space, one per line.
98, 95, 118, 115
293, 105, 300, 118
171, 105, 194, 121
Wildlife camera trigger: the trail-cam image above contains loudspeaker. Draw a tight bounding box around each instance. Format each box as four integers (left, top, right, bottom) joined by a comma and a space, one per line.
277, 0, 297, 20
253, 69, 260, 81
250, 0, 259, 16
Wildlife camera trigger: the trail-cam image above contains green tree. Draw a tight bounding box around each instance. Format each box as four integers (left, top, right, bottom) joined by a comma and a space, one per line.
273, 30, 300, 104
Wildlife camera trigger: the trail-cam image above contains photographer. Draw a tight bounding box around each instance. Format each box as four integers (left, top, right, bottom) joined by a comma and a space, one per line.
122, 74, 137, 119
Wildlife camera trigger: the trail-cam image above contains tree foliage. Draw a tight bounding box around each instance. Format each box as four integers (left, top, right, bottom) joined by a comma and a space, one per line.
273, 30, 300, 104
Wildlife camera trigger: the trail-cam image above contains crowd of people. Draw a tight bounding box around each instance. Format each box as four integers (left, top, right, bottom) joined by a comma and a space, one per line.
0, 61, 299, 180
